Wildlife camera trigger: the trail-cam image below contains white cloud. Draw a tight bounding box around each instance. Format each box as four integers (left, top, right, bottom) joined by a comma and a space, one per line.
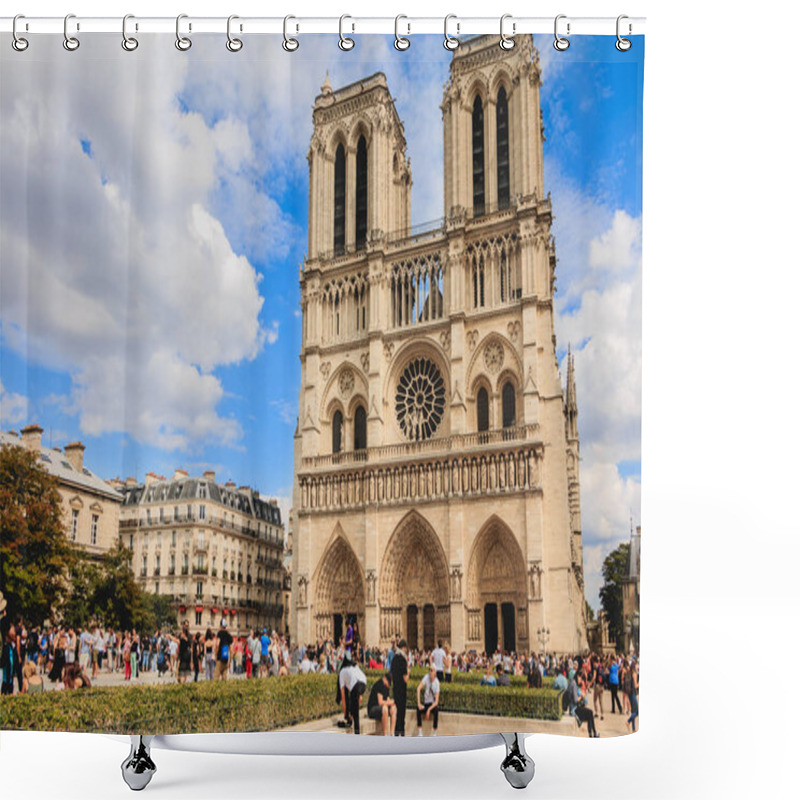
0, 38, 271, 452
589, 210, 642, 271
0, 381, 28, 426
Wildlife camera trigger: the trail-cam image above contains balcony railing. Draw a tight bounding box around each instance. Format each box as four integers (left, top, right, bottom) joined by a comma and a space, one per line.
302, 423, 539, 471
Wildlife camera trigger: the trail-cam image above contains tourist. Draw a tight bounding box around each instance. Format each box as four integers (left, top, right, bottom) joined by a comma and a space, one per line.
416, 664, 441, 737
480, 663, 497, 686
192, 632, 203, 682
590, 656, 605, 720
1, 624, 17, 695
626, 661, 639, 732
122, 633, 132, 680
259, 628, 271, 677
177, 621, 192, 684
367, 671, 396, 736
338, 657, 368, 735
608, 656, 622, 714
574, 674, 599, 738
78, 626, 93, 671
496, 663, 511, 687
214, 618, 233, 680
130, 630, 140, 679
390, 638, 410, 736
247, 629, 261, 678
140, 630, 151, 672
21, 660, 44, 694
431, 640, 447, 683
204, 628, 215, 680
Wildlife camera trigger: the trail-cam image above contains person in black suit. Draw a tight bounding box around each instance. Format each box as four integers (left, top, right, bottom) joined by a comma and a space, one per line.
390, 638, 409, 736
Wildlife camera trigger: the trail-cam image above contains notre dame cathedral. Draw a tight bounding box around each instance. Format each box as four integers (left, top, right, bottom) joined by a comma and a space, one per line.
291, 34, 587, 655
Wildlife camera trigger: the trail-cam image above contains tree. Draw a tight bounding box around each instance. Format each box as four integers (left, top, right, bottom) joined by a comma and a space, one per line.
585, 600, 596, 623
92, 542, 148, 631
0, 443, 76, 626
599, 542, 630, 651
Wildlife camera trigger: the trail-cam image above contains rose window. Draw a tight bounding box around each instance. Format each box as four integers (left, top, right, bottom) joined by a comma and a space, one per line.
395, 357, 446, 441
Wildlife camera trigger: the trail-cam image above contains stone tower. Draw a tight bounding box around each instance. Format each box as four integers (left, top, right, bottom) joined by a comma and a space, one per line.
292, 35, 587, 655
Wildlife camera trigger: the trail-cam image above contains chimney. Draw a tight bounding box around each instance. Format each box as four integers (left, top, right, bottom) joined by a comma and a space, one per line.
144, 472, 160, 486
125, 476, 138, 487
20, 424, 43, 453
64, 441, 85, 471
225, 481, 237, 490
269, 499, 278, 507
174, 468, 189, 480
238, 486, 251, 495
203, 470, 216, 483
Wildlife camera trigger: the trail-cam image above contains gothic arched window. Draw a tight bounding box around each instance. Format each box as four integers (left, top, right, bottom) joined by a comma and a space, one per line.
355, 136, 368, 251
332, 410, 343, 454
472, 96, 485, 217
354, 405, 367, 451
334, 143, 346, 255
502, 381, 516, 428
497, 86, 510, 210
477, 387, 490, 434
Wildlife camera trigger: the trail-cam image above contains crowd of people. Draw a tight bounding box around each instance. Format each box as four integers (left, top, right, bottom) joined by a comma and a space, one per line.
2, 604, 639, 737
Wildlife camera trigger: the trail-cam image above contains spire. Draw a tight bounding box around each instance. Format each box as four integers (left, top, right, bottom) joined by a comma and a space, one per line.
565, 345, 578, 440
321, 71, 332, 95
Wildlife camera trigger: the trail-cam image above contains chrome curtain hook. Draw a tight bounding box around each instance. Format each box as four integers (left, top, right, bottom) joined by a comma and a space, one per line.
12, 14, 29, 52
121, 14, 138, 51
443, 14, 459, 51
616, 14, 632, 51
394, 15, 410, 51
176, 14, 192, 51
226, 15, 243, 51
63, 13, 80, 51
283, 15, 299, 51
499, 14, 516, 50
339, 15, 354, 51
554, 14, 570, 51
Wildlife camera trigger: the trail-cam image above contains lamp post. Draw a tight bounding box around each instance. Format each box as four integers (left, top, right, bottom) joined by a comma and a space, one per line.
536, 626, 550, 654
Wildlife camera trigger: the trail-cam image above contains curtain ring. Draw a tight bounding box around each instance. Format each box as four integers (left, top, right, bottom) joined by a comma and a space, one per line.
616, 15, 632, 51
283, 15, 299, 51
499, 14, 515, 50
121, 14, 138, 51
176, 14, 192, 51
12, 14, 29, 52
554, 14, 570, 51
443, 14, 459, 51
63, 13, 80, 51
339, 15, 354, 51
394, 15, 410, 51
226, 15, 243, 52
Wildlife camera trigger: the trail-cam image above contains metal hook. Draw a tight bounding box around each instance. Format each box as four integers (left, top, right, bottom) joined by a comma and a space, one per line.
339, 15, 354, 51
64, 13, 80, 51
394, 15, 410, 51
121, 14, 138, 51
226, 15, 243, 52
616, 15, 632, 51
283, 15, 299, 52
176, 14, 192, 51
554, 14, 570, 51
499, 14, 515, 50
12, 14, 29, 52
443, 14, 459, 51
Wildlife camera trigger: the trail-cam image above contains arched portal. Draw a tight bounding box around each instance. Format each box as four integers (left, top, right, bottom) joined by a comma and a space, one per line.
314, 534, 365, 643
380, 511, 450, 649
467, 516, 527, 654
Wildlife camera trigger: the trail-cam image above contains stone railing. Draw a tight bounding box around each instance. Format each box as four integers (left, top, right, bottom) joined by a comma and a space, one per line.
302, 424, 538, 471
298, 441, 544, 513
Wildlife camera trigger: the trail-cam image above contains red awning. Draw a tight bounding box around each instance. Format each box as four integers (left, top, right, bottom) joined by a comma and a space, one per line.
195, 606, 203, 613
211, 607, 218, 614
178, 606, 186, 613
222, 608, 228, 615
231, 609, 237, 615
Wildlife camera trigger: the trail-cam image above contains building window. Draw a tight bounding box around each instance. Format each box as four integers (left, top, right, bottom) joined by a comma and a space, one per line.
199, 483, 207, 499
142, 555, 148, 576
502, 381, 516, 428
199, 505, 206, 520
477, 387, 490, 436
195, 610, 202, 626
334, 143, 346, 255
496, 86, 510, 210
159, 507, 165, 522
172, 530, 176, 546
196, 581, 203, 597
71, 509, 79, 541
472, 256, 485, 309
129, 534, 134, 549
355, 136, 368, 250
332, 410, 343, 454
91, 514, 98, 546
354, 405, 367, 451
472, 96, 485, 216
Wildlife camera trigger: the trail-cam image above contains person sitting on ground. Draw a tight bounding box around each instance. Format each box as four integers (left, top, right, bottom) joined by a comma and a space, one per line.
480, 663, 497, 686
22, 660, 44, 694
367, 672, 397, 736
496, 663, 511, 687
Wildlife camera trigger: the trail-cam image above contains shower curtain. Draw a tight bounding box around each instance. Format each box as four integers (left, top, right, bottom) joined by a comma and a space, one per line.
0, 29, 643, 738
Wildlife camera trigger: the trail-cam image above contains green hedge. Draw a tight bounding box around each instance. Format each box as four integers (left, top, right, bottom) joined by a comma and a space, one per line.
0, 674, 341, 734
366, 667, 555, 689
0, 672, 561, 733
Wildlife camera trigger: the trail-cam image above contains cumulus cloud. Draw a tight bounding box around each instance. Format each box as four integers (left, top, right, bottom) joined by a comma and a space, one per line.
0, 37, 279, 451
0, 381, 28, 426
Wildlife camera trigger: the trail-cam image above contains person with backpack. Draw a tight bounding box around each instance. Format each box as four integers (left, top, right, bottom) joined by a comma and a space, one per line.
214, 618, 233, 680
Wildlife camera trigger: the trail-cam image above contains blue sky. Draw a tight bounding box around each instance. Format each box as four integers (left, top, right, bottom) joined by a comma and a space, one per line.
0, 34, 643, 610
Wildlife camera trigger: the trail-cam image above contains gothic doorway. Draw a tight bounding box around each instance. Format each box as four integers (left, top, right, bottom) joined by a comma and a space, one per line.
380, 511, 451, 648
484, 603, 498, 653
467, 516, 528, 652
314, 533, 365, 643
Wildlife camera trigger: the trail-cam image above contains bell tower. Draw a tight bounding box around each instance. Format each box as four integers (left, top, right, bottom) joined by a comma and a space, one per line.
307, 72, 412, 259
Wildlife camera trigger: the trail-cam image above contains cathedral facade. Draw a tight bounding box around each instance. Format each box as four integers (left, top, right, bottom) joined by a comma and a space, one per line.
292, 34, 587, 655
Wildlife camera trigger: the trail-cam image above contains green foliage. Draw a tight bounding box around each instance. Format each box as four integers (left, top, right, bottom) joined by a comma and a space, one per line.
0, 672, 562, 733
585, 600, 596, 622
599, 542, 631, 649
0, 444, 76, 626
